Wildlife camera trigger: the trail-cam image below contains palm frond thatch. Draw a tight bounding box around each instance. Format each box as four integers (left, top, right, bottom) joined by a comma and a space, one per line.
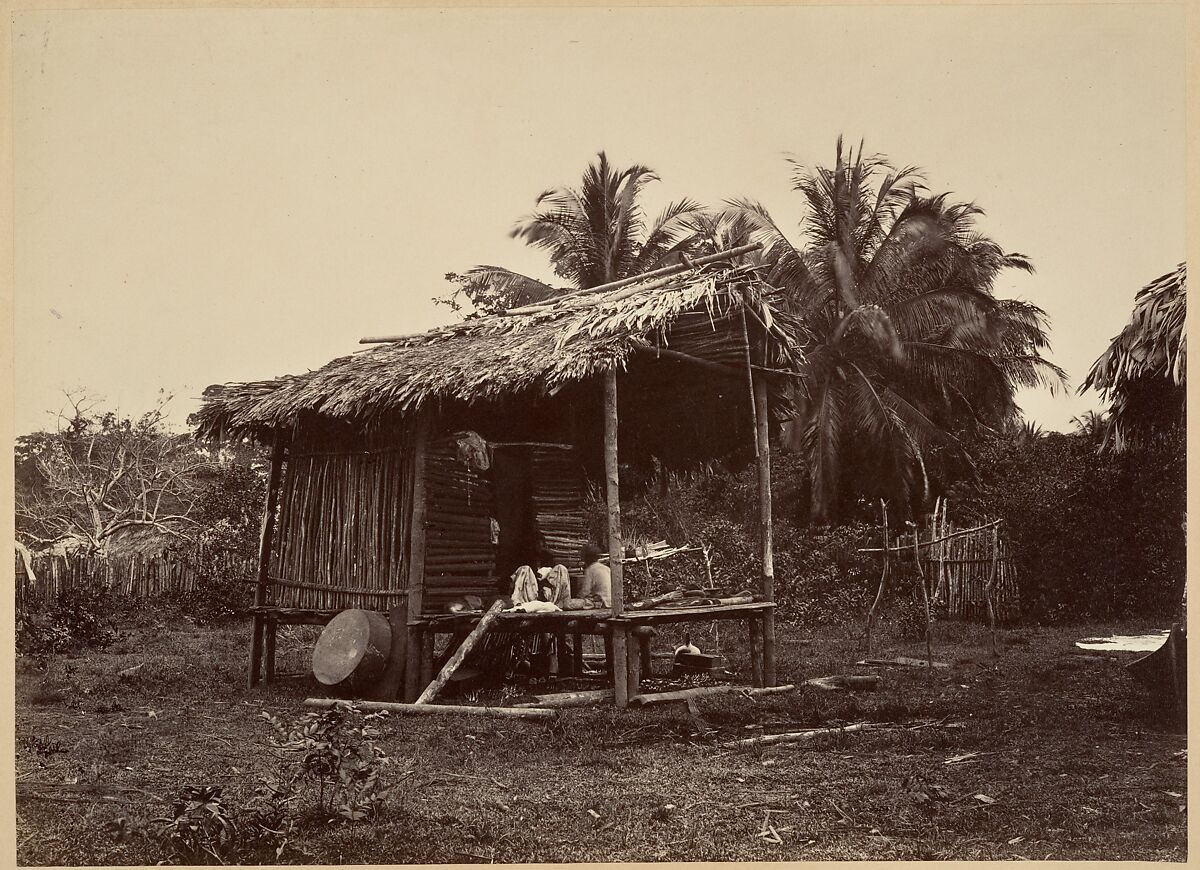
193, 259, 802, 440
1081, 262, 1187, 450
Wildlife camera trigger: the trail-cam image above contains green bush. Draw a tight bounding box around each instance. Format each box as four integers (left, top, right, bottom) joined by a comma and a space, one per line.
949, 430, 1186, 620
586, 456, 879, 626
151, 783, 296, 865
263, 703, 395, 822
17, 582, 117, 655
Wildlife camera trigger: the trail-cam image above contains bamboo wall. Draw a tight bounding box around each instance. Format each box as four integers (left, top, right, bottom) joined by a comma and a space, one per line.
15, 550, 252, 614
421, 435, 497, 614
269, 427, 415, 611
529, 445, 587, 580
262, 423, 590, 617
931, 522, 1019, 623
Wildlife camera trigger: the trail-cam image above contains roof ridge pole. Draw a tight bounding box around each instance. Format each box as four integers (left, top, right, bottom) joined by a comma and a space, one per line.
603, 369, 630, 708
501, 242, 765, 317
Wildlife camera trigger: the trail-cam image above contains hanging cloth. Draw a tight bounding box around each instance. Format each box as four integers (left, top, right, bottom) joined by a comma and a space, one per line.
510, 565, 539, 605
455, 431, 491, 472
541, 564, 573, 607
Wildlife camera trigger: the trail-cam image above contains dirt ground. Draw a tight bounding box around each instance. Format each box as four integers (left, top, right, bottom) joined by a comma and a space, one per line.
14, 614, 1188, 864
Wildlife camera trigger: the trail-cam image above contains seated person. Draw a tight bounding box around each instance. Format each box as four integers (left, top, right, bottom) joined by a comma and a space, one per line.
579, 543, 612, 608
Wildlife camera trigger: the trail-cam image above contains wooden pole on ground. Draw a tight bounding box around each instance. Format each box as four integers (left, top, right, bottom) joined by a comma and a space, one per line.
302, 698, 556, 720
403, 409, 432, 702
415, 599, 504, 704
752, 364, 777, 686
249, 437, 285, 688
603, 370, 629, 707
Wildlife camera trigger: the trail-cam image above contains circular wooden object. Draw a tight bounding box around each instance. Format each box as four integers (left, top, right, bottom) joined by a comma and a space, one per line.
312, 609, 392, 686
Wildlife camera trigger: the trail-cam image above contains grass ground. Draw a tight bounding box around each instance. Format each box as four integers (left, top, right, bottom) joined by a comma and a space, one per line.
14, 613, 1187, 864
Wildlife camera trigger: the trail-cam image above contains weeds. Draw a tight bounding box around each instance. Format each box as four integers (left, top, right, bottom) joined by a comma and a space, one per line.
151, 782, 297, 865
263, 703, 395, 821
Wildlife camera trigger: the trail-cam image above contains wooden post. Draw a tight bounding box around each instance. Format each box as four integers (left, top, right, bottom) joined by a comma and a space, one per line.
913, 527, 934, 679
404, 409, 432, 701
264, 620, 277, 684
984, 523, 1001, 656
376, 602, 410, 701
419, 628, 434, 688
748, 618, 763, 687
752, 368, 777, 685
249, 437, 285, 688
865, 500, 889, 656
603, 370, 629, 707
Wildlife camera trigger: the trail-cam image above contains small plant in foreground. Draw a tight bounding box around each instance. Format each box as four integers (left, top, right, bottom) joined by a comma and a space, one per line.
263, 703, 393, 821
151, 782, 297, 865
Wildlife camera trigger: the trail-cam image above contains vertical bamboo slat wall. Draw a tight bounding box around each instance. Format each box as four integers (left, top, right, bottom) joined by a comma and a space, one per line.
422, 435, 497, 614
269, 426, 415, 611
15, 551, 253, 615
931, 521, 1019, 622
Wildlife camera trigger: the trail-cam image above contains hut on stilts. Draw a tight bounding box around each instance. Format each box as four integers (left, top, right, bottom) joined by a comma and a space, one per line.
193, 245, 803, 707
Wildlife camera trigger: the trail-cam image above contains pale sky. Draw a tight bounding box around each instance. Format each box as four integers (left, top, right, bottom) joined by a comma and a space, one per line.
13, 4, 1187, 435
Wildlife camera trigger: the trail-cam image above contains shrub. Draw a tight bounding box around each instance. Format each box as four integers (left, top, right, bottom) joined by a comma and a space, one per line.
949, 430, 1186, 620
17, 582, 117, 655
151, 783, 296, 865
263, 703, 394, 821
585, 456, 879, 626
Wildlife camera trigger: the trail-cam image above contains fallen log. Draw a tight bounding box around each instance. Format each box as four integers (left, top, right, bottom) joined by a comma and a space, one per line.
514, 689, 614, 708
724, 721, 883, 749
804, 675, 881, 692
629, 684, 795, 707
301, 698, 556, 720
857, 657, 950, 670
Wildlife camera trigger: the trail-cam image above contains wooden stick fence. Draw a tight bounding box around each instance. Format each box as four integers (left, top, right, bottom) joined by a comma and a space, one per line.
14, 550, 254, 614
861, 512, 1020, 624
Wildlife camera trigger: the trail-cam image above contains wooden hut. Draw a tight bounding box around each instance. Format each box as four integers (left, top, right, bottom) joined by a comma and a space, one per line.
194, 246, 803, 707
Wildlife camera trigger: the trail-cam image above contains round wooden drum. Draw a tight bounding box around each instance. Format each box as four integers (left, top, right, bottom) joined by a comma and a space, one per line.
312, 609, 392, 687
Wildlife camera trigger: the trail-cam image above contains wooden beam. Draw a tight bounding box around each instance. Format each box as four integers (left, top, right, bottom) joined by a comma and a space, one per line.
302, 698, 556, 720
630, 345, 743, 379
603, 370, 629, 708
753, 368, 777, 686
415, 600, 504, 704
858, 518, 1002, 554
404, 409, 432, 701
249, 437, 285, 688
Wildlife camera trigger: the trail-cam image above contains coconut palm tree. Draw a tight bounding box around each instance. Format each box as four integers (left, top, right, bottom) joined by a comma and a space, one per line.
1080, 263, 1186, 451
726, 138, 1065, 522
443, 153, 705, 315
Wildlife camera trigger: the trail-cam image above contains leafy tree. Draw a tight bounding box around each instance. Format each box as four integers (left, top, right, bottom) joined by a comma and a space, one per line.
441, 152, 705, 315
724, 139, 1065, 522
949, 426, 1185, 619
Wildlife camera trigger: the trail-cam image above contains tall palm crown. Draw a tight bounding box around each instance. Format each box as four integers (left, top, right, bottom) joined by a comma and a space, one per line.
1080, 262, 1186, 451
725, 139, 1064, 522
443, 153, 704, 315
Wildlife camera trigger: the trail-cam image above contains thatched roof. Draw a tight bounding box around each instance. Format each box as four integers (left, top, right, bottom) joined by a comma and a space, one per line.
193, 259, 802, 440
1081, 262, 1186, 449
